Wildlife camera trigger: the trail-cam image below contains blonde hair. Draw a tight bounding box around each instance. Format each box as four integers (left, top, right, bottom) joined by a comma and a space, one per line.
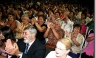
58, 38, 72, 50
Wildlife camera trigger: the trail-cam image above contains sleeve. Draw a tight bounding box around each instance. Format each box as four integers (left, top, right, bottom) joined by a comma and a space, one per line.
77, 34, 84, 45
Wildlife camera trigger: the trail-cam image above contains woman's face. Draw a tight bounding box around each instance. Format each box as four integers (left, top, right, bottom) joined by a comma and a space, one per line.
8, 15, 14, 20
54, 22, 61, 30
21, 16, 28, 23
38, 16, 45, 24
55, 41, 68, 57
80, 19, 85, 26
73, 27, 80, 34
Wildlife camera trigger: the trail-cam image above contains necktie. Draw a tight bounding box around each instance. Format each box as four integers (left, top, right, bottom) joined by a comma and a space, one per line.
24, 43, 29, 54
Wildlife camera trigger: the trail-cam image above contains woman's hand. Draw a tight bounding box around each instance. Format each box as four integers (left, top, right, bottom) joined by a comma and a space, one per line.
47, 22, 51, 28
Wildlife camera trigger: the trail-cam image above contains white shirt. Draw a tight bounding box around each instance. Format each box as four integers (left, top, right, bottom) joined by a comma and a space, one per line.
61, 19, 73, 32
71, 33, 84, 54
46, 51, 72, 58
61, 19, 74, 37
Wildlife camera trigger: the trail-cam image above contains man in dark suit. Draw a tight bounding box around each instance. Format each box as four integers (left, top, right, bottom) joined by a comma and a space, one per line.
5, 26, 46, 58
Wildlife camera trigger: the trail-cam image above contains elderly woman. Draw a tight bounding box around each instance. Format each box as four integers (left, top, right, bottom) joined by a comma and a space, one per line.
46, 38, 72, 58
15, 14, 30, 39
44, 21, 64, 57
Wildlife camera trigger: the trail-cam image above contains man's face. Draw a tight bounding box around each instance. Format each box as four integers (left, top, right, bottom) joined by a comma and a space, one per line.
22, 30, 32, 43
55, 13, 60, 19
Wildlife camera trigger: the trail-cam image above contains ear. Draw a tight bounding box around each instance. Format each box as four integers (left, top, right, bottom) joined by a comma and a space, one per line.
32, 33, 36, 38
32, 33, 35, 36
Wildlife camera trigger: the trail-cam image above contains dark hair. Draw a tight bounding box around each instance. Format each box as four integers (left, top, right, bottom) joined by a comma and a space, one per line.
38, 15, 46, 21
73, 24, 81, 30
54, 11, 60, 16
0, 26, 16, 42
8, 12, 15, 17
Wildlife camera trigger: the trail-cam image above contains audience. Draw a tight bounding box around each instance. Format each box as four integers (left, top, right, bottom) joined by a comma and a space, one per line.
0, 1, 94, 58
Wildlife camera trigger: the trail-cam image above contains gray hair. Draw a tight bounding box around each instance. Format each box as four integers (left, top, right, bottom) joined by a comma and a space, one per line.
21, 14, 29, 21
24, 26, 37, 35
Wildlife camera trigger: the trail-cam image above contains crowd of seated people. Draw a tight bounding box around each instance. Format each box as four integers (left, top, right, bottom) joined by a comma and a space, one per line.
0, 1, 94, 58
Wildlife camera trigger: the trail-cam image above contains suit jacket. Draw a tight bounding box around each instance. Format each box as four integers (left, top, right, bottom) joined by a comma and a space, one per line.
10, 38, 46, 58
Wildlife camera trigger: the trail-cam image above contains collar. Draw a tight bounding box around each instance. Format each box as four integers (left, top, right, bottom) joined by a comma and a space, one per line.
28, 39, 35, 46
27, 39, 35, 50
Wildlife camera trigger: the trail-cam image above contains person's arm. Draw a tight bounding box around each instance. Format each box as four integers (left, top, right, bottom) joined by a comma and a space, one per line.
16, 13, 20, 20
50, 23, 60, 40
72, 38, 80, 46
0, 56, 6, 58
44, 22, 50, 38
86, 36, 94, 42
10, 21, 17, 32
35, 22, 47, 32
51, 28, 60, 40
71, 33, 80, 46
44, 28, 50, 38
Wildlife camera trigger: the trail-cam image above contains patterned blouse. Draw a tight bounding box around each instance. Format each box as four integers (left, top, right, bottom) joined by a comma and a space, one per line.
46, 28, 64, 49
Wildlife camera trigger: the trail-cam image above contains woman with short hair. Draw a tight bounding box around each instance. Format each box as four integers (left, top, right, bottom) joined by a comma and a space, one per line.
46, 38, 72, 58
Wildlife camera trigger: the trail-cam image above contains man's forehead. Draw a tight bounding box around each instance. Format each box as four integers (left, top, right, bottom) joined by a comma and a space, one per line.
23, 30, 29, 32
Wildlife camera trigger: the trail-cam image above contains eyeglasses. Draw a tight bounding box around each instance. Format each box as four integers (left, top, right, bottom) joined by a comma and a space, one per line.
55, 47, 66, 51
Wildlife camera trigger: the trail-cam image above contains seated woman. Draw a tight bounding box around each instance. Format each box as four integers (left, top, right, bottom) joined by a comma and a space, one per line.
15, 14, 30, 39
44, 21, 64, 57
46, 38, 72, 58
81, 33, 94, 58
0, 26, 16, 58
80, 19, 87, 37
5, 13, 17, 33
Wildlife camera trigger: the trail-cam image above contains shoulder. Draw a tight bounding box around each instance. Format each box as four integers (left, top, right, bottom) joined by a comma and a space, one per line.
77, 34, 84, 41
33, 39, 46, 48
67, 55, 72, 58
41, 24, 47, 27
78, 33, 84, 38
46, 51, 56, 58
